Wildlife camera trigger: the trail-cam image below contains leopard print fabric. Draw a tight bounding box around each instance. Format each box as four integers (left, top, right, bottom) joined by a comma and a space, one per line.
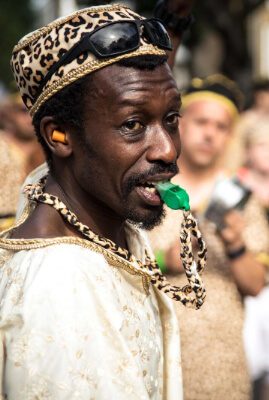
24, 178, 207, 309
10, 4, 166, 116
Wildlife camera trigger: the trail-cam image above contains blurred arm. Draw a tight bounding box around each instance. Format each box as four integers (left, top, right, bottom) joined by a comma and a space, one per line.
164, 238, 184, 274
155, 0, 195, 68
220, 210, 266, 296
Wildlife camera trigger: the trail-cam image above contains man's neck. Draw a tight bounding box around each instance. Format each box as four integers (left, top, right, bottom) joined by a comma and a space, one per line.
176, 157, 224, 210
180, 162, 220, 184
179, 157, 222, 185
47, 175, 128, 248
12, 173, 128, 250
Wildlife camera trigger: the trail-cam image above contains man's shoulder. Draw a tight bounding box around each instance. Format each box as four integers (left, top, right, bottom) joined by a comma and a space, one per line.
0, 242, 123, 313
0, 242, 110, 284
0, 243, 127, 333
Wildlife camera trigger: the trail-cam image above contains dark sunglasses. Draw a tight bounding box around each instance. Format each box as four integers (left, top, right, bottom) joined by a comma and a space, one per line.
37, 19, 172, 97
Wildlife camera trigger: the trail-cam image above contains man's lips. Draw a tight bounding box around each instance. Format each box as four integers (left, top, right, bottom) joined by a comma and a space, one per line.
135, 185, 162, 206
134, 173, 175, 207
138, 173, 176, 185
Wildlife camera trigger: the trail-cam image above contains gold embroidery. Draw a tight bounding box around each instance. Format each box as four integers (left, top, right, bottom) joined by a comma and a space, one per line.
0, 236, 150, 290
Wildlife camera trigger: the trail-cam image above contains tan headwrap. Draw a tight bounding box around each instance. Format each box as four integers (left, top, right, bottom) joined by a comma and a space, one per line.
181, 74, 243, 120
11, 4, 166, 117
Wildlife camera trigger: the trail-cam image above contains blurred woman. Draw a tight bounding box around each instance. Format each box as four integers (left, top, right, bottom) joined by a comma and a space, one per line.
0, 131, 24, 231
238, 116, 269, 215
237, 115, 269, 400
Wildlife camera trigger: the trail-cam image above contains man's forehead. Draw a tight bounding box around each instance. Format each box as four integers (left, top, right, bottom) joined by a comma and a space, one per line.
93, 63, 180, 101
184, 99, 233, 124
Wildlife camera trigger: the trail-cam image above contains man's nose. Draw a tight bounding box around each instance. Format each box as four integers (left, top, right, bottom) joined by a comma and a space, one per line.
146, 127, 180, 164
204, 125, 217, 140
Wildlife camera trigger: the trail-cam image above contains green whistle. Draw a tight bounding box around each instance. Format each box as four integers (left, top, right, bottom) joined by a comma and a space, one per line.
156, 181, 190, 210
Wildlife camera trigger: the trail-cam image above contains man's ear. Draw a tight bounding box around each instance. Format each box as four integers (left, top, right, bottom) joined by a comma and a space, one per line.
40, 116, 73, 158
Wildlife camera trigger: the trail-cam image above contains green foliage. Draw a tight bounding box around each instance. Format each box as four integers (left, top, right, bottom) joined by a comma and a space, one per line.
0, 0, 35, 89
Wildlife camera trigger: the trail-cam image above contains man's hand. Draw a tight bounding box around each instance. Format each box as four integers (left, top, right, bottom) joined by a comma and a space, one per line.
219, 209, 265, 296
219, 210, 245, 252
159, 0, 196, 68
166, 0, 195, 17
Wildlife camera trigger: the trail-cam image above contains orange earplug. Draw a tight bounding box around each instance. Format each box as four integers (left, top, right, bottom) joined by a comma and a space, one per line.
52, 130, 67, 144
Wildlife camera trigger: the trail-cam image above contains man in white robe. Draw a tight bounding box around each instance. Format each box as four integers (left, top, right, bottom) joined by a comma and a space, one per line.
0, 2, 196, 398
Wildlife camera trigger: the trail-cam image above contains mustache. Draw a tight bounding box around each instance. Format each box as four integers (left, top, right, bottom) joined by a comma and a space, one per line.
122, 162, 179, 197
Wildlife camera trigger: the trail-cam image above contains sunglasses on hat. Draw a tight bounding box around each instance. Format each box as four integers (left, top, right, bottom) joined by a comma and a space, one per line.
37, 19, 172, 98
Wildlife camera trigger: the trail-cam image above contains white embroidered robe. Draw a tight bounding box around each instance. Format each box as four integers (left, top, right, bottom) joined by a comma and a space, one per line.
0, 164, 183, 399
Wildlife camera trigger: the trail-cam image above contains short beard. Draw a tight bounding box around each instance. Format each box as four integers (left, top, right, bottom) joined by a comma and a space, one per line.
122, 162, 178, 230
125, 205, 166, 230
80, 137, 177, 230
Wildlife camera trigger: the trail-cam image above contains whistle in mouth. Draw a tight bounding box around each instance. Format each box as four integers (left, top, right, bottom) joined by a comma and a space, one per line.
156, 181, 190, 211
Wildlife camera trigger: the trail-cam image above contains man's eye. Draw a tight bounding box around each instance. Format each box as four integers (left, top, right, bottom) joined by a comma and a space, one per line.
166, 113, 180, 125
122, 120, 143, 132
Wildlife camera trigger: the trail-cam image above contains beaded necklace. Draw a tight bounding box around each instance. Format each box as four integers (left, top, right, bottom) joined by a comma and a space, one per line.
24, 177, 207, 309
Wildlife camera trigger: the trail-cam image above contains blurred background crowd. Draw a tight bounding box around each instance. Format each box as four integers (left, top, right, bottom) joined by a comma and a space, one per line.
1, 1, 269, 399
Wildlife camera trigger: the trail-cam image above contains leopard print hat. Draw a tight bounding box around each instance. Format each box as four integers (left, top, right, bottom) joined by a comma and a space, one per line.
11, 4, 166, 117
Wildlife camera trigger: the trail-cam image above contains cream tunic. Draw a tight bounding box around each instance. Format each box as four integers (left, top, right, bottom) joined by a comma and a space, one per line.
0, 165, 182, 400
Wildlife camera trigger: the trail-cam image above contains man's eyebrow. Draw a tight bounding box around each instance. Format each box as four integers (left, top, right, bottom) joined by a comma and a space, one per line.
117, 97, 149, 107
173, 93, 182, 108
117, 93, 182, 108
167, 93, 182, 110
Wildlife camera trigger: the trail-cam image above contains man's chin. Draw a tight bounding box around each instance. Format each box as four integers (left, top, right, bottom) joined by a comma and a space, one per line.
125, 206, 166, 231
192, 153, 219, 169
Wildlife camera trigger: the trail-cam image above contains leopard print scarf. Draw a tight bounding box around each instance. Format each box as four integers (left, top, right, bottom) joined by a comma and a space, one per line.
24, 178, 207, 309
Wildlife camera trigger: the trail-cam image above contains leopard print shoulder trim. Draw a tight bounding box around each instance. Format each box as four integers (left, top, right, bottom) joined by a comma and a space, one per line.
21, 178, 207, 309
